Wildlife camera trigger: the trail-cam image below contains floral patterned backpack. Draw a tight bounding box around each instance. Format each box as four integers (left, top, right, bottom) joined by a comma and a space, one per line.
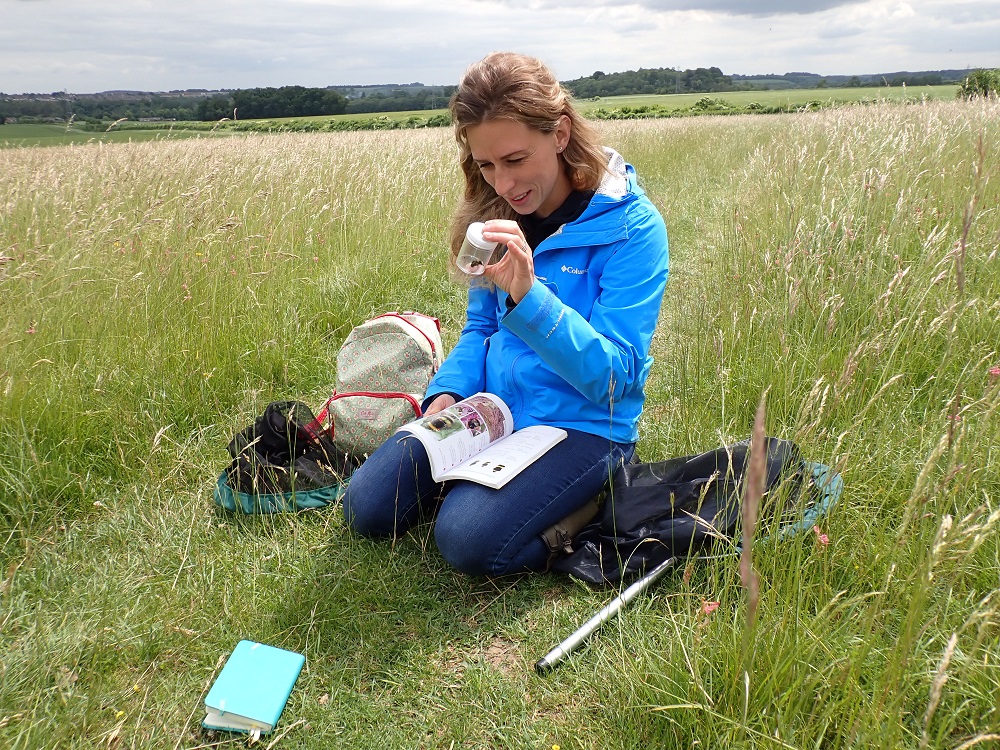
312, 312, 444, 460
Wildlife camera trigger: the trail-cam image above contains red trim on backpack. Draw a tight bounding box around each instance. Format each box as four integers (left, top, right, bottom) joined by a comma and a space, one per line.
372, 312, 440, 364
309, 391, 423, 440
397, 311, 441, 332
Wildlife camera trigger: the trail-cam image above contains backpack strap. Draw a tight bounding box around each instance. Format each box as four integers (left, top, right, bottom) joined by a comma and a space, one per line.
372, 312, 442, 371
307, 393, 337, 437
540, 495, 602, 567
307, 391, 423, 440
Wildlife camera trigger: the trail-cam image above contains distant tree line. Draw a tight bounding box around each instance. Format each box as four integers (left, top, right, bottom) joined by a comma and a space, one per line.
731, 69, 967, 89
564, 67, 736, 97
343, 87, 455, 114
196, 86, 348, 120
0, 93, 202, 123
2, 67, 995, 125
194, 85, 455, 120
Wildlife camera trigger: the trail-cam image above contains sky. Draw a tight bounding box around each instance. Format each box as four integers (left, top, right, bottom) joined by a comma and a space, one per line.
2, 0, 999, 94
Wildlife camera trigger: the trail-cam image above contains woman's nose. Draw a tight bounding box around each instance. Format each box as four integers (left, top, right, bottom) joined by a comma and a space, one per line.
493, 165, 515, 196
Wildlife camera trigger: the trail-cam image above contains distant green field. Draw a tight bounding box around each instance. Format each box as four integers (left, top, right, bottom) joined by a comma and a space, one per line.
325, 108, 446, 122
0, 123, 223, 148
572, 84, 960, 114
2, 85, 961, 147
299, 85, 960, 121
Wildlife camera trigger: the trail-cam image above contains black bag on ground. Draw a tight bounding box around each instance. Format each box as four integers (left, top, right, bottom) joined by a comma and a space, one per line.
551, 437, 805, 585
215, 401, 359, 514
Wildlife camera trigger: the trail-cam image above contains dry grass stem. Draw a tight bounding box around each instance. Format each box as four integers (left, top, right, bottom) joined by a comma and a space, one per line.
919, 632, 959, 749
740, 392, 767, 629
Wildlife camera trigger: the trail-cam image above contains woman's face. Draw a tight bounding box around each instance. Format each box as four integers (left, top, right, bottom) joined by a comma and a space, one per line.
466, 116, 572, 218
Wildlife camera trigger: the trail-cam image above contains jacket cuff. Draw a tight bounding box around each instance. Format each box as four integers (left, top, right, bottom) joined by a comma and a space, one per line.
503, 279, 561, 338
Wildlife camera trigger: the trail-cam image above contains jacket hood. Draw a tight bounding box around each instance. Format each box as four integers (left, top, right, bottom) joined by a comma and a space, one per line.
595, 147, 630, 201
540, 148, 637, 252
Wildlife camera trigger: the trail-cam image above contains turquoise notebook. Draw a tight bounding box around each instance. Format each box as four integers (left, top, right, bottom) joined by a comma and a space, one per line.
203, 640, 306, 734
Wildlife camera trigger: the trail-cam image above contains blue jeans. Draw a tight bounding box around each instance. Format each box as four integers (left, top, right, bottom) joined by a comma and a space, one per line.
343, 429, 635, 576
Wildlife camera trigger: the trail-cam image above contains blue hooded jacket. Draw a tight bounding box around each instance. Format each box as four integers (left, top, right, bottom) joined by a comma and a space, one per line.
425, 149, 669, 444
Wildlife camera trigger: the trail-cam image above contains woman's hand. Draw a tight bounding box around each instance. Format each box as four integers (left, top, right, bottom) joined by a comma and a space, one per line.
424, 394, 457, 415
481, 220, 534, 304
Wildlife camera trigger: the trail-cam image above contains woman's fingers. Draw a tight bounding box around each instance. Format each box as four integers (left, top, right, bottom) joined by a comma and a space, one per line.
482, 219, 523, 239
424, 394, 457, 415
481, 219, 535, 302
483, 245, 534, 302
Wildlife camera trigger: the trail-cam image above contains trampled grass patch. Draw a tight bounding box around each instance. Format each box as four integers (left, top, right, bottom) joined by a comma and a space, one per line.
1, 98, 998, 748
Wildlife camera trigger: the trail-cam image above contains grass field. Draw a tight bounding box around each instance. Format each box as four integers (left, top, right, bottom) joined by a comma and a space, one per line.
1, 97, 998, 749
0, 122, 220, 148
1, 84, 961, 147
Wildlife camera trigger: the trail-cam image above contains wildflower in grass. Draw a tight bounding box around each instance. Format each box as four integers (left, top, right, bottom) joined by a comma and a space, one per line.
26, 324, 36, 334
989, 366, 1000, 384
682, 560, 695, 584
813, 525, 830, 548
701, 600, 720, 616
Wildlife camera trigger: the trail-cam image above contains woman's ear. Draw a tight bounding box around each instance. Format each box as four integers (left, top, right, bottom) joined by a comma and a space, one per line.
555, 115, 571, 152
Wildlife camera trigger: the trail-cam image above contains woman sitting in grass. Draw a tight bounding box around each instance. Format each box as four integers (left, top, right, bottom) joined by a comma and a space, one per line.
343, 51, 669, 576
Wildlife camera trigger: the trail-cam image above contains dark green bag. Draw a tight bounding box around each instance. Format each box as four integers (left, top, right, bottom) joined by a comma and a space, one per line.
213, 400, 358, 514
213, 471, 346, 514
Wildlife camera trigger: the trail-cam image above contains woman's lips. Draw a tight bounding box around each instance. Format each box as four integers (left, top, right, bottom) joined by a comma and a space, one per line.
508, 190, 530, 207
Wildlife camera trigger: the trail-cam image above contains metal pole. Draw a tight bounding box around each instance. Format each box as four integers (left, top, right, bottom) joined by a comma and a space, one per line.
534, 556, 680, 674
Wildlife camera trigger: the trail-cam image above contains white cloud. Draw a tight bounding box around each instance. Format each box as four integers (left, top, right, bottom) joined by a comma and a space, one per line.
1, 0, 997, 93
480, 0, 862, 15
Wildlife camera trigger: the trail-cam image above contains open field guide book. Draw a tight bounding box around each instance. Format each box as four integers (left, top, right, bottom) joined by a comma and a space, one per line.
398, 392, 566, 489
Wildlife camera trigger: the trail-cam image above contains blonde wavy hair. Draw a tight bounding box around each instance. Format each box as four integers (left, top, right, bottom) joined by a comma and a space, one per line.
447, 52, 608, 268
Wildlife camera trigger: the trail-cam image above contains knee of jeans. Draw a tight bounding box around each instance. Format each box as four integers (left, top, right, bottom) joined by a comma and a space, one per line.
434, 514, 509, 576
434, 515, 479, 575
342, 486, 374, 536
342, 484, 397, 538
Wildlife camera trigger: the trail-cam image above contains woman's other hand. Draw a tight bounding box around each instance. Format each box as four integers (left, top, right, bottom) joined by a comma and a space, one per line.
482, 220, 534, 304
424, 394, 457, 415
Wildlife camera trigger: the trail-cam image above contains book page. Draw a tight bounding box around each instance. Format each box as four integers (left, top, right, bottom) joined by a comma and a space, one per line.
397, 393, 513, 480
440, 425, 567, 489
